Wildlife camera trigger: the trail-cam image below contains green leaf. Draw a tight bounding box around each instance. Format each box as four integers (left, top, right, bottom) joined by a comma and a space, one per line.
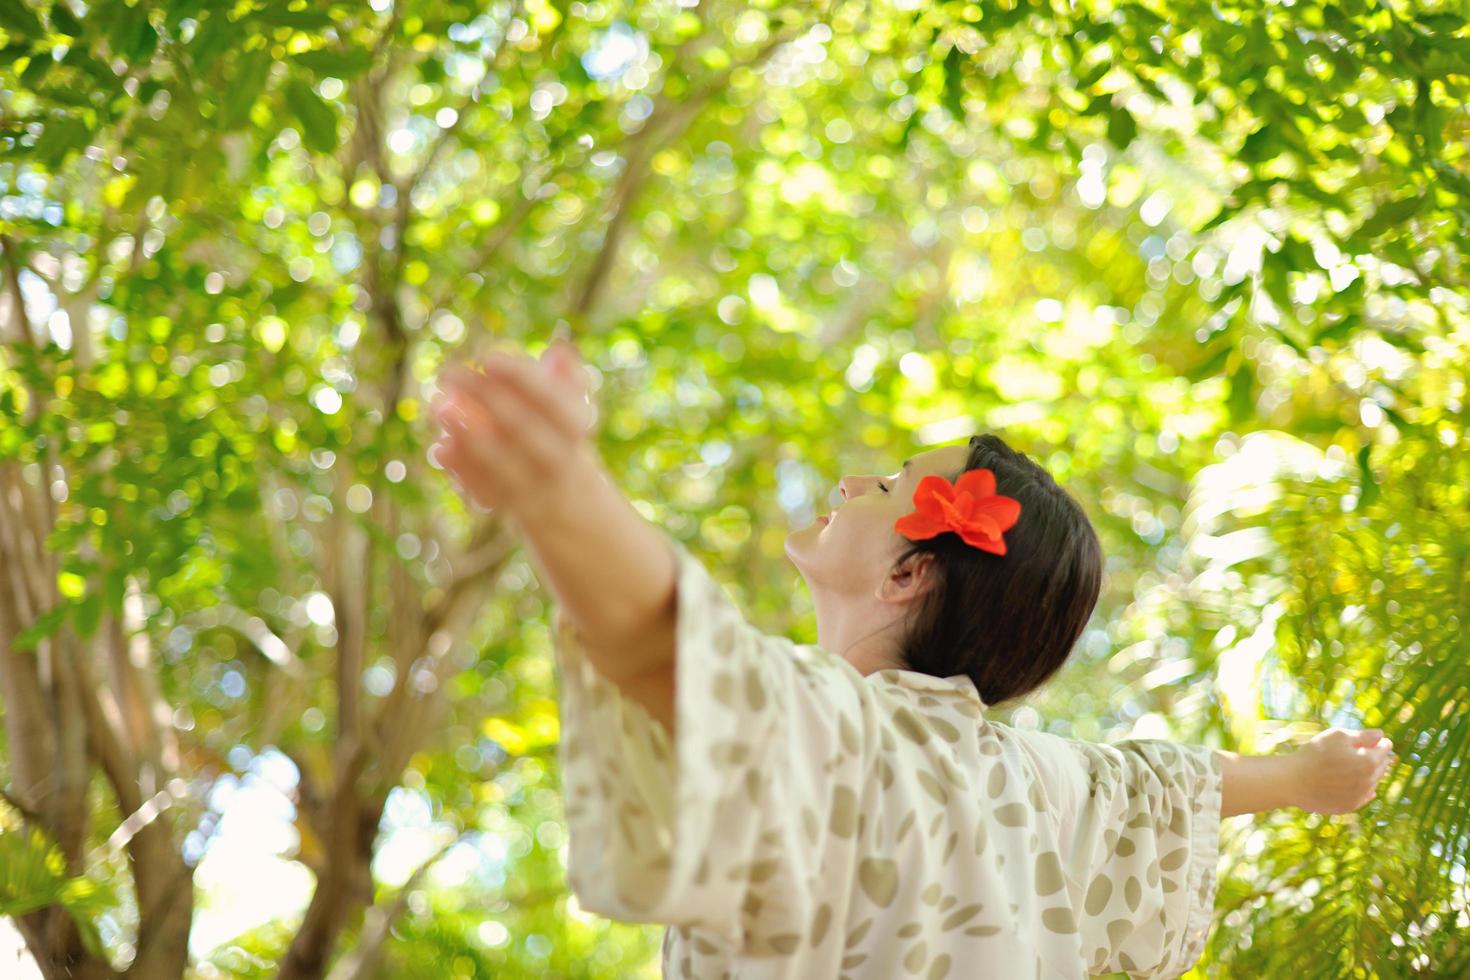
1237, 126, 1280, 164
1197, 203, 1240, 234
0, 827, 66, 917
73, 592, 101, 639
12, 603, 68, 652
1377, 328, 1427, 356
0, 0, 42, 39
1412, 77, 1443, 156
1186, 342, 1234, 382
1355, 193, 1425, 241
1228, 360, 1256, 423
419, 54, 446, 85
1260, 264, 1293, 323
942, 44, 965, 121
1106, 104, 1137, 149
49, 2, 81, 36
109, 10, 158, 62
292, 46, 374, 79
59, 40, 107, 79
1226, 178, 1273, 211
1415, 12, 1466, 32
32, 115, 91, 170
1312, 312, 1360, 346
1355, 445, 1379, 510
256, 5, 334, 30
1378, 402, 1412, 432
188, 12, 235, 73
1334, 276, 1366, 307
1081, 93, 1110, 117
0, 828, 111, 955
1129, 70, 1170, 105
1278, 234, 1316, 271
103, 569, 127, 614
1287, 177, 1342, 210
219, 47, 270, 129
897, 107, 920, 149
18, 48, 47, 86
1074, 58, 1110, 90
284, 77, 337, 153
1264, 321, 1308, 357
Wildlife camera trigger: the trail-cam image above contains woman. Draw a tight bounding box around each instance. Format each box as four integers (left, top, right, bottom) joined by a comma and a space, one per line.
430, 341, 1396, 979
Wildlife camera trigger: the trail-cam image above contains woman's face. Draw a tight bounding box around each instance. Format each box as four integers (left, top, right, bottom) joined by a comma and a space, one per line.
786, 443, 971, 600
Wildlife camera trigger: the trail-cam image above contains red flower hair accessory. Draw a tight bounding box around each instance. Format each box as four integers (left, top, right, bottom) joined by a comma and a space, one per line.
894, 468, 1021, 556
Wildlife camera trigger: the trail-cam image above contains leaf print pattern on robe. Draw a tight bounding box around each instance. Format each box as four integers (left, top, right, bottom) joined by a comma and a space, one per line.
552, 533, 1223, 979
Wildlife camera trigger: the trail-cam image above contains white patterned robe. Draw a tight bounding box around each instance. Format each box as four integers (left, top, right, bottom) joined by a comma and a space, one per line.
552, 535, 1223, 979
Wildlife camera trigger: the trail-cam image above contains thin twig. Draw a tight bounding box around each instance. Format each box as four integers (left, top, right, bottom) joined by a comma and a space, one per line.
324, 832, 468, 980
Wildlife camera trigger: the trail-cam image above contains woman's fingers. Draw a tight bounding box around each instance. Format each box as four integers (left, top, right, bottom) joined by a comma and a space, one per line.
546, 340, 590, 397
479, 378, 572, 481
481, 353, 592, 441
541, 341, 598, 431
440, 357, 583, 447
436, 372, 500, 438
437, 362, 574, 497
432, 424, 506, 512
430, 345, 601, 517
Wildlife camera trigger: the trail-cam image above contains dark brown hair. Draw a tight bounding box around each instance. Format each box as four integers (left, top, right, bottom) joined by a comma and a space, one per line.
894, 433, 1103, 707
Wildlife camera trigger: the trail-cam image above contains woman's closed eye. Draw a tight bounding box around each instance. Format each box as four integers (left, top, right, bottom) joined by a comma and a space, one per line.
877, 481, 889, 494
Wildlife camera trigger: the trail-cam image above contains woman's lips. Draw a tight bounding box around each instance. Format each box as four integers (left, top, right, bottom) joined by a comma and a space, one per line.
818, 515, 830, 525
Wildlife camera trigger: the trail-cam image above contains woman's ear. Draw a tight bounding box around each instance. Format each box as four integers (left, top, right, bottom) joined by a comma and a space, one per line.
875, 552, 939, 606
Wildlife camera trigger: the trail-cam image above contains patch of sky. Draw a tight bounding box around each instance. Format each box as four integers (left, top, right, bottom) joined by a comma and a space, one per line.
582, 21, 647, 81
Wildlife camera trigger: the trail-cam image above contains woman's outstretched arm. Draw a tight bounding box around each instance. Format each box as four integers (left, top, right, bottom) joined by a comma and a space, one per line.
503, 441, 678, 683
432, 347, 679, 727
1216, 727, 1396, 818
1214, 750, 1298, 817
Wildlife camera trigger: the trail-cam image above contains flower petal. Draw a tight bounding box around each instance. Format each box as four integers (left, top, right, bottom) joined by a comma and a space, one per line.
895, 512, 951, 539
962, 513, 1001, 539
972, 495, 1022, 530
937, 493, 970, 527
959, 525, 1006, 554
910, 474, 957, 514
955, 468, 996, 500
897, 470, 1021, 556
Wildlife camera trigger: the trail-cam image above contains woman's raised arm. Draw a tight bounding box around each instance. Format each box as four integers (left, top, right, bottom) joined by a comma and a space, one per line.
1213, 750, 1300, 818
1216, 727, 1395, 818
431, 346, 680, 725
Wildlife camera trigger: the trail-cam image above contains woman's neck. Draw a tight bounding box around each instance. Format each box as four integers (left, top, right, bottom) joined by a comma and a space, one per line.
811, 590, 908, 676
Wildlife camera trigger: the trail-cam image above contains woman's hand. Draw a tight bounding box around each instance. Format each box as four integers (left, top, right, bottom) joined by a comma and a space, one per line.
429, 339, 600, 521
429, 337, 679, 712
1288, 727, 1397, 815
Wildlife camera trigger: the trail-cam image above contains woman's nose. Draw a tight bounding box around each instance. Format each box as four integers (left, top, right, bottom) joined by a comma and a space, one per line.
838, 476, 865, 500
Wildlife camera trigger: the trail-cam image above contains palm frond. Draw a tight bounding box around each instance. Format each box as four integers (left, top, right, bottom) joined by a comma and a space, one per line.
0, 824, 113, 956
1180, 424, 1470, 977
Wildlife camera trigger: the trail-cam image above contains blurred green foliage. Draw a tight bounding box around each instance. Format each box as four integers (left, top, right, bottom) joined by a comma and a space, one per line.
0, 0, 1466, 976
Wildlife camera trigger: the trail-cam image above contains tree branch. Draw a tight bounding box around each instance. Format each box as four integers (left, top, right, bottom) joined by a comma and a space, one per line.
323, 833, 464, 980
181, 601, 305, 676
371, 520, 519, 782
569, 24, 805, 320
0, 233, 39, 346
0, 469, 58, 825
0, 784, 45, 826
401, 0, 524, 198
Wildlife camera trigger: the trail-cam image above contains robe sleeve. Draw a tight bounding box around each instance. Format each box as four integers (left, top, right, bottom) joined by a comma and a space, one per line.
550, 532, 867, 947
1021, 731, 1223, 978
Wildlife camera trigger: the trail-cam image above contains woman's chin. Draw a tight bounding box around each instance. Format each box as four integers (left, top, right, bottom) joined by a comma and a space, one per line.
783, 524, 822, 564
